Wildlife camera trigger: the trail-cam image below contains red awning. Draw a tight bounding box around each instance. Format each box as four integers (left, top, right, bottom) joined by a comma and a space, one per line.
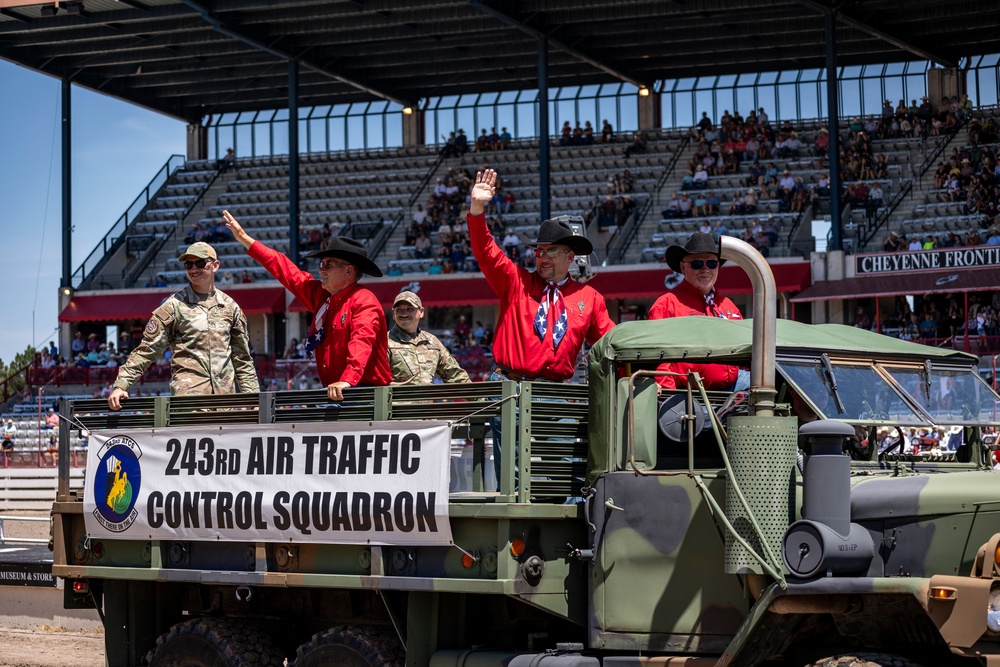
58, 286, 286, 322
289, 261, 812, 310
790, 267, 1000, 303
228, 286, 286, 314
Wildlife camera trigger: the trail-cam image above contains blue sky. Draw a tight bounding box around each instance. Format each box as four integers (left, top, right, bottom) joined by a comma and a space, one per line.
0, 59, 185, 367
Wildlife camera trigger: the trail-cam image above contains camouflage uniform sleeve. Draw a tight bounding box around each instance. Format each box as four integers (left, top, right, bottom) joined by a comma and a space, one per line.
434, 337, 471, 384
387, 339, 416, 385
113, 302, 174, 391
229, 305, 260, 393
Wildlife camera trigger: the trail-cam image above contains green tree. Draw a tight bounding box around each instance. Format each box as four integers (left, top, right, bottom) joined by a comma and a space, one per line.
0, 345, 39, 403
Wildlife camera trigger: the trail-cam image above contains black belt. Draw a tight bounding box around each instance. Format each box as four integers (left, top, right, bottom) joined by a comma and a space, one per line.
492, 363, 557, 383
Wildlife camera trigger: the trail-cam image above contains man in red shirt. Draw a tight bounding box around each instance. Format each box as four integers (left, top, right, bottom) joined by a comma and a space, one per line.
468, 169, 614, 483
468, 168, 614, 382
223, 210, 391, 401
650, 232, 746, 391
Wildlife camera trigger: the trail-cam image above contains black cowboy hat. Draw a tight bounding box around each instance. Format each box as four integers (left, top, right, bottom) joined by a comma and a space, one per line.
306, 236, 383, 277
520, 218, 593, 255
664, 232, 725, 273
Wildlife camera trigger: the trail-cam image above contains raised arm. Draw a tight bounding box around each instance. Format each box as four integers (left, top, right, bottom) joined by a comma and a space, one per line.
223, 210, 256, 249
468, 169, 497, 216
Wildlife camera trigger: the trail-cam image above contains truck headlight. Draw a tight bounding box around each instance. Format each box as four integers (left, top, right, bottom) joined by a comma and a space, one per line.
987, 587, 1000, 634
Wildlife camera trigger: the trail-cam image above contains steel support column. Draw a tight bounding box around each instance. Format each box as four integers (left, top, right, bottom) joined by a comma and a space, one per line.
61, 78, 72, 290
825, 11, 842, 252
538, 36, 550, 222
289, 59, 300, 264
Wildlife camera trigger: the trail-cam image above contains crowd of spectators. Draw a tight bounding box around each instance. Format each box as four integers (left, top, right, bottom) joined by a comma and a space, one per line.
927, 140, 1000, 227
580, 169, 639, 231
880, 227, 1000, 253
218, 270, 257, 284
35, 330, 154, 373
678, 108, 819, 234
444, 120, 619, 156
855, 292, 1000, 345
846, 94, 970, 145
300, 222, 335, 253
687, 107, 778, 174
838, 95, 978, 225
441, 127, 515, 158
184, 220, 229, 245
559, 119, 617, 146
474, 127, 513, 152
397, 166, 500, 274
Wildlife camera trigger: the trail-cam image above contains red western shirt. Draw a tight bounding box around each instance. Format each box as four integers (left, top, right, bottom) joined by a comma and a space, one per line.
467, 212, 614, 381
248, 241, 391, 387
648, 279, 743, 390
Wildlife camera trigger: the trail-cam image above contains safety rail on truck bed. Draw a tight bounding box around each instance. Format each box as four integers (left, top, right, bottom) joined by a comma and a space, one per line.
59, 382, 589, 505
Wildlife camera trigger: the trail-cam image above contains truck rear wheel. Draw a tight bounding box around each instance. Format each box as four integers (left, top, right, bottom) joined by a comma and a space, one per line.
146, 617, 286, 667
804, 654, 921, 667
293, 624, 403, 667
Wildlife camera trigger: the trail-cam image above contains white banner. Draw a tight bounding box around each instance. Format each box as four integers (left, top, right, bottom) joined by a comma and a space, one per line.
83, 421, 453, 546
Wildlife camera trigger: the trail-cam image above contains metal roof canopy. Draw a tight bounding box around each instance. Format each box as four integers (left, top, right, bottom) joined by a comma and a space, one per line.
1, 0, 998, 124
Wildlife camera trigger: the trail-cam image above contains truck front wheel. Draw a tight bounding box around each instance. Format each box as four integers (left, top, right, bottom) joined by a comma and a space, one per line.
293, 625, 403, 667
804, 654, 921, 667
146, 617, 285, 667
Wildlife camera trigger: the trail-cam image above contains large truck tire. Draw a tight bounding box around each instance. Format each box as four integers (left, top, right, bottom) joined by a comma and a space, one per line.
293, 624, 403, 667
146, 617, 286, 667
803, 654, 921, 667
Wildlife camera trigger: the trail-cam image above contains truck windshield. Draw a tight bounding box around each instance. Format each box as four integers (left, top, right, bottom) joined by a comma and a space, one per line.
881, 364, 1000, 424
777, 359, 926, 424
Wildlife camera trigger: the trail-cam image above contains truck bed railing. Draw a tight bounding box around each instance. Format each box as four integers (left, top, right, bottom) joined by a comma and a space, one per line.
63, 382, 589, 504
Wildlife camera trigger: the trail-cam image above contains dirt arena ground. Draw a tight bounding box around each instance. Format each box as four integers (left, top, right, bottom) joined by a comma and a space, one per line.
0, 628, 105, 667
0, 511, 105, 666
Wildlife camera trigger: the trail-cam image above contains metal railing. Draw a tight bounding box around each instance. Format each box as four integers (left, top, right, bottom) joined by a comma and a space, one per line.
857, 179, 915, 250
65, 382, 587, 504
368, 151, 447, 263
71, 154, 186, 290
121, 163, 224, 289
0, 515, 50, 545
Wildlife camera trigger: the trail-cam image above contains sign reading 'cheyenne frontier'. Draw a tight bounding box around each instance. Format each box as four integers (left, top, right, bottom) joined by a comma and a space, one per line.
856, 246, 1000, 275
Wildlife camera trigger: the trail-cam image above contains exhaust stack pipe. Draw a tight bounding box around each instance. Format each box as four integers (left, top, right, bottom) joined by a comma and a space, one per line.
719, 236, 776, 416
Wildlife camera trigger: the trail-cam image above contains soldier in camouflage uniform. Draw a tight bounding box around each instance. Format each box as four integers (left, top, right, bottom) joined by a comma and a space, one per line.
108, 242, 259, 410
388, 291, 470, 386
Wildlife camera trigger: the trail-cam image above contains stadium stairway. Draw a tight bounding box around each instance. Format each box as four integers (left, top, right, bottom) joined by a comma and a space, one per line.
367, 157, 451, 274
130, 165, 233, 287
619, 138, 700, 265
878, 124, 981, 252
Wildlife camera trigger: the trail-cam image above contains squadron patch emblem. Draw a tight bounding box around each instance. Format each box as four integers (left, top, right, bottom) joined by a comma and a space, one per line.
145, 319, 160, 335
91, 435, 143, 533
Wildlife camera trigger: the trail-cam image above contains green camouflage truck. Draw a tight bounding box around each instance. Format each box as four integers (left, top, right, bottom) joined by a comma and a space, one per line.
50, 238, 1000, 667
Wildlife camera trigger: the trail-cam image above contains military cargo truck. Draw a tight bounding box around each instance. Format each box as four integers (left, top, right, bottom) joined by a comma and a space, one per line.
50, 238, 1000, 666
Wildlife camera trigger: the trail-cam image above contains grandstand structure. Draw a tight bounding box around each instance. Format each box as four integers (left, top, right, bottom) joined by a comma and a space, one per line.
2, 0, 1000, 417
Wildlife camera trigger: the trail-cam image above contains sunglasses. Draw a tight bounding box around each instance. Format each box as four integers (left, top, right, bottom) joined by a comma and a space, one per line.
685, 259, 719, 270
533, 247, 568, 259
184, 259, 212, 270
319, 259, 351, 271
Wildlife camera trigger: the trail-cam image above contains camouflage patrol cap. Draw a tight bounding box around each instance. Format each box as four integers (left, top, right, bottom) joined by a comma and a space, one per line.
393, 291, 422, 309
178, 242, 218, 262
